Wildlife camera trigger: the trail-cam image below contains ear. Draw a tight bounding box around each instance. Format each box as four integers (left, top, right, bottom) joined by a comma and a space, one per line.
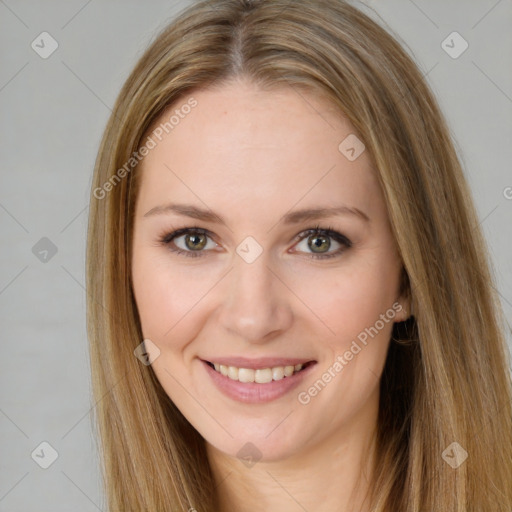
393, 292, 412, 322
393, 267, 412, 322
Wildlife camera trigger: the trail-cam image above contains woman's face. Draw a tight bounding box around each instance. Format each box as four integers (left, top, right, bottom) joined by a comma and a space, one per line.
131, 78, 409, 462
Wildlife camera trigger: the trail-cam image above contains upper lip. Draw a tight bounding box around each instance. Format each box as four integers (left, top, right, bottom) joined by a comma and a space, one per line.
201, 357, 316, 369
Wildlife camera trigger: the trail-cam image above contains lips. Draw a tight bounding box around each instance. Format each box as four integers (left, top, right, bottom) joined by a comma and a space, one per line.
201, 358, 317, 403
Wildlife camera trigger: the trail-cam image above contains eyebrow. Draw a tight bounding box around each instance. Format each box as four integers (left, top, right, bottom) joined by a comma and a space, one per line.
143, 202, 370, 224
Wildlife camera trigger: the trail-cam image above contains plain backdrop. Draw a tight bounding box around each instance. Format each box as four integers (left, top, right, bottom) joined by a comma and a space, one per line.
1, 1, 511, 510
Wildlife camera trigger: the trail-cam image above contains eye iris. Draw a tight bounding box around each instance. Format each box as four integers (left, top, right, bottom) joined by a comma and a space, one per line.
308, 234, 330, 253
185, 233, 207, 250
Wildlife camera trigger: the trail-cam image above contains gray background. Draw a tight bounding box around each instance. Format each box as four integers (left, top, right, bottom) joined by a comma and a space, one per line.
0, 1, 511, 510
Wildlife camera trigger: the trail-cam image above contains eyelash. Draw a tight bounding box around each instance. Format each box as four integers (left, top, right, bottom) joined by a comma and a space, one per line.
158, 224, 352, 260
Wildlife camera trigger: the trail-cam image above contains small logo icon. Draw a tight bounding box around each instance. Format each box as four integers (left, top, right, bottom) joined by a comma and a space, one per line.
236, 442, 263, 468
31, 441, 59, 469
236, 236, 263, 264
338, 134, 365, 161
31, 32, 59, 59
441, 441, 468, 468
441, 32, 468, 59
32, 237, 58, 263
134, 339, 161, 365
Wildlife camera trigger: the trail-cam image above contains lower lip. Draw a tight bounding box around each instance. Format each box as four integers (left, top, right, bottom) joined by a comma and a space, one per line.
201, 360, 316, 404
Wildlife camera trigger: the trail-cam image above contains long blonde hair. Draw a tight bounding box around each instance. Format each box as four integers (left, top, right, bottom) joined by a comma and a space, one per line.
86, 0, 512, 510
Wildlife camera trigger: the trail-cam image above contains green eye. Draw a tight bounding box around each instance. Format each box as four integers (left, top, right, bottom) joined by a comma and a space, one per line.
182, 232, 208, 251
308, 233, 331, 253
293, 227, 351, 259
160, 225, 352, 260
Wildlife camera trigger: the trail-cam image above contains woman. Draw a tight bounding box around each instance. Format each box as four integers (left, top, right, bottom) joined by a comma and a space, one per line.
86, 0, 512, 510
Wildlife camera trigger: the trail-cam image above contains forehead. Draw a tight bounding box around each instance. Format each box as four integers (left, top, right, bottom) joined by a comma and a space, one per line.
136, 79, 384, 222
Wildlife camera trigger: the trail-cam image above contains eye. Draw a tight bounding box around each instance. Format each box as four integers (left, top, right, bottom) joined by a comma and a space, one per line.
158, 225, 352, 260
159, 227, 218, 258
292, 225, 352, 260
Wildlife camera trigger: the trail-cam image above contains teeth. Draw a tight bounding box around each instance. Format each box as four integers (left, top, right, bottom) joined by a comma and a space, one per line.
227, 366, 239, 380
238, 368, 254, 382
212, 362, 305, 383
272, 366, 284, 381
255, 368, 272, 383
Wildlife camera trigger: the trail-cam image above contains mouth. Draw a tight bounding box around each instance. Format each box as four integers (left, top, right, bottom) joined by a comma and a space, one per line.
203, 360, 316, 384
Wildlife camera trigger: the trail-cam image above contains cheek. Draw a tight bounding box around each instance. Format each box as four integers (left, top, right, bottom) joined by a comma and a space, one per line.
293, 266, 400, 418
296, 257, 399, 335
290, 252, 401, 379
131, 248, 200, 342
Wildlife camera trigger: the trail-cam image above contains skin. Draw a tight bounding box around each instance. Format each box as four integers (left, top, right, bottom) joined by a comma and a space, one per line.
131, 76, 410, 512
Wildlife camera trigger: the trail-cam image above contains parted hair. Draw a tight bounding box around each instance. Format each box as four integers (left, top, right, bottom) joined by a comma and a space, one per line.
86, 0, 512, 510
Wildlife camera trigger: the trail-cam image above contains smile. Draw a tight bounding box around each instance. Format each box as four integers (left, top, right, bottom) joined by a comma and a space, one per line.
205, 361, 314, 383
202, 358, 317, 403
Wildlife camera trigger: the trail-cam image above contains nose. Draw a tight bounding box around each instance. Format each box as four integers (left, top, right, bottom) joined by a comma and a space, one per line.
217, 250, 293, 344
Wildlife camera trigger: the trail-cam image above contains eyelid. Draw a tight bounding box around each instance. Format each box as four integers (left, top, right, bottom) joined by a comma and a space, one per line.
291, 226, 352, 248
160, 226, 213, 244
